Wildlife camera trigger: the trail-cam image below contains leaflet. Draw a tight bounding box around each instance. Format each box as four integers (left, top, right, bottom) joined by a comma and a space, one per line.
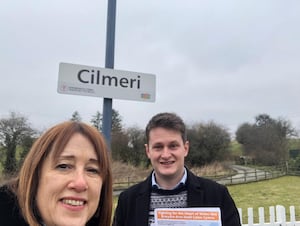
154, 207, 221, 226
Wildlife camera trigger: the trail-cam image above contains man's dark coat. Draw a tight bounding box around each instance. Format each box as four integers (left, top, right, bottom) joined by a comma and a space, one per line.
113, 168, 241, 226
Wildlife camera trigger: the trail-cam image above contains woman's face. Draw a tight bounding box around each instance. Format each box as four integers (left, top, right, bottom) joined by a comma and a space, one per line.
36, 133, 103, 226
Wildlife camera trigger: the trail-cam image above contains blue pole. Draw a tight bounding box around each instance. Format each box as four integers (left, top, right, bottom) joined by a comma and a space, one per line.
103, 0, 117, 149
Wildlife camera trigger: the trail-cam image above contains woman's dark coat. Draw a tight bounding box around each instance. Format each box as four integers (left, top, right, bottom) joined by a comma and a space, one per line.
0, 185, 28, 226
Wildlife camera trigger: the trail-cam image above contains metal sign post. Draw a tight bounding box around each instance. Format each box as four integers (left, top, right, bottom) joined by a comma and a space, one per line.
103, 0, 117, 149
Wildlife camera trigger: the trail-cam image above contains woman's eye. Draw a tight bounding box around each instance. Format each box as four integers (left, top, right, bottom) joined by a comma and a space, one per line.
56, 163, 71, 170
87, 167, 100, 174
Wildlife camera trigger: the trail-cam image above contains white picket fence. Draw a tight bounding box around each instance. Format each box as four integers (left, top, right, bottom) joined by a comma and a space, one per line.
238, 205, 300, 226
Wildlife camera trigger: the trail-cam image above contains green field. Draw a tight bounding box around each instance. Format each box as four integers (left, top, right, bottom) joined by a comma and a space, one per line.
228, 176, 300, 223
113, 176, 300, 224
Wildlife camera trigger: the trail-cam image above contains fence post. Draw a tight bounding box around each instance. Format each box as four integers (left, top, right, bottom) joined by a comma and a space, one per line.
255, 169, 257, 181
258, 207, 265, 226
269, 206, 275, 225
265, 171, 267, 180
238, 208, 243, 225
248, 207, 254, 226
276, 205, 286, 226
290, 206, 296, 224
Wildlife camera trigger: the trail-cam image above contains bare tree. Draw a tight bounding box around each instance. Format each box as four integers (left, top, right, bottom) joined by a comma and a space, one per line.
0, 112, 36, 175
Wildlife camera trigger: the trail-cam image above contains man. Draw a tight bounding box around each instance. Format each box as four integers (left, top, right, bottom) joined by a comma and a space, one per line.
113, 112, 241, 226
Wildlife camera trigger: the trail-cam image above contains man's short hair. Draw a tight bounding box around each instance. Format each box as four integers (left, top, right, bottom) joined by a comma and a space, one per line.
145, 112, 187, 144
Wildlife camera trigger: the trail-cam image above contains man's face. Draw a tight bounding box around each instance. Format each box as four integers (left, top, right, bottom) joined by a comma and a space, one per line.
145, 127, 189, 189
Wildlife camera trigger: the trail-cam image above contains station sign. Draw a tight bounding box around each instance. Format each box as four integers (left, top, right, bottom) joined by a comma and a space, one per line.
58, 62, 156, 102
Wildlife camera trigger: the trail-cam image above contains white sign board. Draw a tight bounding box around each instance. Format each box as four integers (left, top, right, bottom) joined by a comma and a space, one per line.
58, 62, 156, 102
154, 207, 221, 226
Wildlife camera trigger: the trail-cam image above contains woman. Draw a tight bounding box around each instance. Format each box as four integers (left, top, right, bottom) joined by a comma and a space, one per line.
0, 121, 113, 226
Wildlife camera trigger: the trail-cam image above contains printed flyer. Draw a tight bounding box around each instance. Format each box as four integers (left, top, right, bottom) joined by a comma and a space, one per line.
154, 207, 221, 226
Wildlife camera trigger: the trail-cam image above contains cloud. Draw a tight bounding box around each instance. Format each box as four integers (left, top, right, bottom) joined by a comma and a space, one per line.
0, 0, 300, 136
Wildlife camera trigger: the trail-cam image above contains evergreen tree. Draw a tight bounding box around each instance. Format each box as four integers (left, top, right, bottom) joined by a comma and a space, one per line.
91, 111, 102, 131
70, 111, 82, 122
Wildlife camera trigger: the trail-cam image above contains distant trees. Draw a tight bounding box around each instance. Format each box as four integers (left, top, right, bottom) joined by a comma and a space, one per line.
110, 109, 129, 161
108, 114, 232, 167
125, 126, 148, 167
1, 110, 298, 176
236, 114, 297, 165
108, 109, 147, 167
0, 112, 37, 175
186, 121, 231, 166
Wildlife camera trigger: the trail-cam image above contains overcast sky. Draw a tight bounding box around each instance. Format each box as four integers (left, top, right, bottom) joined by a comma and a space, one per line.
1, 0, 300, 136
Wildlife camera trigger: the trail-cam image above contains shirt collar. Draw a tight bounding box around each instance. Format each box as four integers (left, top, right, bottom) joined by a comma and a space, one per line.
151, 168, 187, 190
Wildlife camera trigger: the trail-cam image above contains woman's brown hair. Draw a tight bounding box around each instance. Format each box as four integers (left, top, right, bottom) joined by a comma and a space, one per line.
16, 121, 113, 226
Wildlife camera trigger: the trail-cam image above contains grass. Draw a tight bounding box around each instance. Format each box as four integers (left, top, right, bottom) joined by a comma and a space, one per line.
113, 175, 300, 224
228, 176, 300, 223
